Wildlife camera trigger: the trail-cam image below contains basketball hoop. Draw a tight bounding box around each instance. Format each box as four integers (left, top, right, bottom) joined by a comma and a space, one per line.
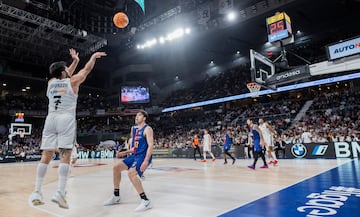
246, 82, 261, 98
19, 131, 25, 138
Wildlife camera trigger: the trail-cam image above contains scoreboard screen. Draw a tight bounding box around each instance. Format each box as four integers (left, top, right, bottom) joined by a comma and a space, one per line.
266, 12, 292, 43
121, 86, 150, 103
15, 112, 24, 122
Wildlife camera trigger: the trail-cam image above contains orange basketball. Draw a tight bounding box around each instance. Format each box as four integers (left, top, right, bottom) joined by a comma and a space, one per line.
113, 12, 129, 28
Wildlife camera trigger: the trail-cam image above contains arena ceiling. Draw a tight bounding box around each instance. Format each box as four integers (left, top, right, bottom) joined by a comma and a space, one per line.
0, 0, 360, 91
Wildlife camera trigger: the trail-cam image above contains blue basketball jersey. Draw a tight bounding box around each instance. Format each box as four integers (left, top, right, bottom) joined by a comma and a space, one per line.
251, 127, 262, 151
131, 124, 148, 156
224, 133, 232, 150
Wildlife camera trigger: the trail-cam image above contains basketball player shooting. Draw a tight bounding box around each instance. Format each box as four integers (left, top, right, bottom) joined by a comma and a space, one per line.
104, 110, 154, 212
29, 50, 106, 209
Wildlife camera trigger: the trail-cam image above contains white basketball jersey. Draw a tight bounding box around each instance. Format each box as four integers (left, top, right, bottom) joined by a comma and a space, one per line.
203, 134, 211, 146
47, 78, 77, 114
259, 123, 272, 137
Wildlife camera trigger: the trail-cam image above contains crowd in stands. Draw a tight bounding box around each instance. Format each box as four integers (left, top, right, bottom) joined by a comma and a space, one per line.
1, 94, 48, 111
0, 93, 110, 112
1, 78, 360, 160
282, 90, 360, 144
161, 66, 250, 107
0, 128, 42, 161
151, 94, 307, 151
153, 87, 360, 154
77, 116, 129, 134
0, 127, 119, 160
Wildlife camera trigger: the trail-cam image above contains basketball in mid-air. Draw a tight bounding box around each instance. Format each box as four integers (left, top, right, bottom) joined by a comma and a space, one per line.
113, 12, 129, 28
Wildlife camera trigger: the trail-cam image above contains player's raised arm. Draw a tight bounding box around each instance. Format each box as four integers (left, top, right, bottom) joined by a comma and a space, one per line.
67, 48, 79, 76
71, 52, 107, 87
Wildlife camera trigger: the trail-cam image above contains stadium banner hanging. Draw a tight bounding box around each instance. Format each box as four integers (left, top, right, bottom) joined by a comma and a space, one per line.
219, 0, 234, 14
326, 36, 360, 61
197, 4, 211, 24
285, 142, 360, 159
265, 65, 310, 85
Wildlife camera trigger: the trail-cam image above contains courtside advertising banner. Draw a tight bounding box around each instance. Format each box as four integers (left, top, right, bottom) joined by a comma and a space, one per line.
285, 142, 360, 159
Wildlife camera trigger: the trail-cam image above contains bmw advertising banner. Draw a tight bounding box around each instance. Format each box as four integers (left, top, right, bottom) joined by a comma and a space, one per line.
285, 142, 360, 159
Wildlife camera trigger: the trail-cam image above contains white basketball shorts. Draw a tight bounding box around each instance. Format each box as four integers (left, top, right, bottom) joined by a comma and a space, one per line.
41, 113, 76, 150
203, 143, 211, 152
264, 135, 274, 147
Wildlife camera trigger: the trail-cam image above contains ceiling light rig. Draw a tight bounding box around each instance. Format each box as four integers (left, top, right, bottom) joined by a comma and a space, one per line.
137, 27, 191, 49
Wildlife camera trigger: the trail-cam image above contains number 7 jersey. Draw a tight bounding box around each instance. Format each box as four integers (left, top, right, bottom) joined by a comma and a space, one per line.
47, 78, 78, 114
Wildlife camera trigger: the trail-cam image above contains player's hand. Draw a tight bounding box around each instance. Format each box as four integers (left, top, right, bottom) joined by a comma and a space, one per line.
91, 52, 107, 59
69, 48, 79, 61
116, 151, 127, 158
140, 160, 149, 172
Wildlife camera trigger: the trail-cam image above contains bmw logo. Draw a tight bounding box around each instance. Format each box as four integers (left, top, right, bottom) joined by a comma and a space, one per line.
291, 143, 307, 158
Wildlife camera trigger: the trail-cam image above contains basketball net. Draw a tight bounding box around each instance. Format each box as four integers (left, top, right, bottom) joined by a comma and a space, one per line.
19, 131, 25, 138
246, 82, 261, 98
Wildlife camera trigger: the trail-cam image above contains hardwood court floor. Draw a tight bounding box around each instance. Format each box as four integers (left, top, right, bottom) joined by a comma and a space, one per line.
0, 158, 351, 217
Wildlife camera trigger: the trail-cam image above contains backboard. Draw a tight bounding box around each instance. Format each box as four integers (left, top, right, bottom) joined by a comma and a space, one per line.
10, 123, 32, 136
249, 49, 277, 90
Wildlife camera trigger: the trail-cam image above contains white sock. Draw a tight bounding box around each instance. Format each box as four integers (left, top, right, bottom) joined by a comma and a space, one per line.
271, 151, 277, 160
210, 152, 215, 159
203, 153, 206, 160
35, 163, 48, 192
68, 161, 72, 176
58, 163, 70, 195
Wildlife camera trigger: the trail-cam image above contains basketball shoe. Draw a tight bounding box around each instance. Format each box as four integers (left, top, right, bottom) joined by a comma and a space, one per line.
273, 160, 278, 166
51, 191, 69, 209
29, 191, 44, 206
248, 165, 255, 170
135, 199, 152, 212
103, 195, 121, 206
